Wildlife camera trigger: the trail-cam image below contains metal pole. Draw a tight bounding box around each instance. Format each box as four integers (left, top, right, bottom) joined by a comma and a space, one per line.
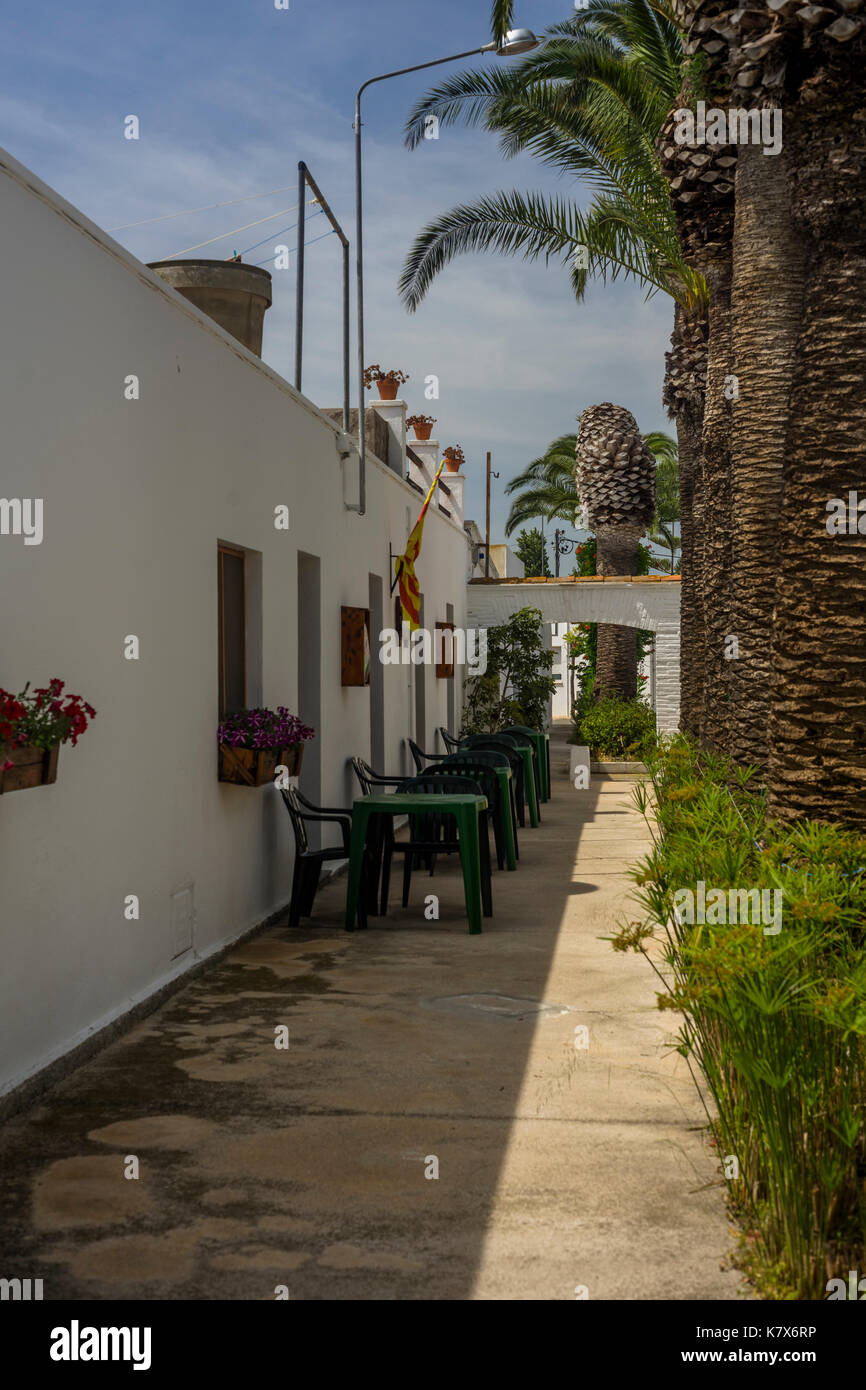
294, 162, 305, 393
354, 92, 366, 516
485, 451, 491, 579
555, 528, 561, 579
342, 239, 350, 433
352, 45, 496, 520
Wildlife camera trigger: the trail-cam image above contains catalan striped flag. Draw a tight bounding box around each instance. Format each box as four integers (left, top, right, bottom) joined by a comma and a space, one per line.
394, 459, 446, 631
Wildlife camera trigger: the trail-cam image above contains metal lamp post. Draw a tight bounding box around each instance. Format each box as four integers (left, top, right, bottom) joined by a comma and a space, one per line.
351, 29, 539, 516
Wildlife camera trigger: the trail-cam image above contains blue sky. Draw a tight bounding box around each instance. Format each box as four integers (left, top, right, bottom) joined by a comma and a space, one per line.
0, 0, 673, 547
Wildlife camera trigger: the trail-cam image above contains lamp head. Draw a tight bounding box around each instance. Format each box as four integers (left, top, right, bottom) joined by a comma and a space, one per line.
496, 28, 540, 56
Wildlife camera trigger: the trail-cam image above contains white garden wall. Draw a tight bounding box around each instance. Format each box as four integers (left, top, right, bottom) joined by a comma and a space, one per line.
0, 147, 469, 1098
467, 577, 681, 731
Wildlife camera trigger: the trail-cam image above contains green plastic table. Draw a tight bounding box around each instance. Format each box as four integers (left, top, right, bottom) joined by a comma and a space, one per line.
513, 745, 540, 827
491, 766, 517, 870
505, 727, 550, 803
344, 792, 488, 934
443, 761, 516, 870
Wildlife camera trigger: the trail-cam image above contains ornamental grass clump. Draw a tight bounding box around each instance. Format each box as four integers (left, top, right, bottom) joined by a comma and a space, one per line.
217, 708, 314, 750
611, 735, 866, 1298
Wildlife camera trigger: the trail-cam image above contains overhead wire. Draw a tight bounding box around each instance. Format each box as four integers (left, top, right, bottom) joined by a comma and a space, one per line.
107, 184, 301, 232
248, 226, 337, 267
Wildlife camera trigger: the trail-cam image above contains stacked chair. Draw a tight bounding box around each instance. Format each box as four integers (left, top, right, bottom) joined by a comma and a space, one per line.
338, 722, 549, 927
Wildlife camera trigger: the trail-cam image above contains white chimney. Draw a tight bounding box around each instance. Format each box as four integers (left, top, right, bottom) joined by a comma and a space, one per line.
369, 398, 407, 476
444, 470, 465, 527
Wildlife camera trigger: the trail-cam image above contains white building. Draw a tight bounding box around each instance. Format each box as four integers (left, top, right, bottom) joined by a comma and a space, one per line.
0, 146, 474, 1103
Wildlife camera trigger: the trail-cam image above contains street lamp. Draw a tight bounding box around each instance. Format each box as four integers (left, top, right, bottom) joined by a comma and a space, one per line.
351, 29, 540, 515
553, 528, 581, 578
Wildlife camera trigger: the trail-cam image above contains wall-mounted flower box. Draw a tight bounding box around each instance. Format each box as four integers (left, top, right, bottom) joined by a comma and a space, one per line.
217, 707, 314, 787
0, 742, 60, 794
218, 742, 304, 786
0, 679, 95, 796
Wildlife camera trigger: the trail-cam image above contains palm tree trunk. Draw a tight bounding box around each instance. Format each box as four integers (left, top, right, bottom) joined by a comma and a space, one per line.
767, 79, 866, 828
664, 303, 708, 739
729, 139, 805, 769
594, 525, 641, 700
697, 248, 734, 752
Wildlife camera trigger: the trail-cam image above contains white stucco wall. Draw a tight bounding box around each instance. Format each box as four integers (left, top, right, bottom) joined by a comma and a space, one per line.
0, 147, 469, 1097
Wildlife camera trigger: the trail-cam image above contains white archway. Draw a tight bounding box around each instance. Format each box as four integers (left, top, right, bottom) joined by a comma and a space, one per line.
466, 577, 681, 731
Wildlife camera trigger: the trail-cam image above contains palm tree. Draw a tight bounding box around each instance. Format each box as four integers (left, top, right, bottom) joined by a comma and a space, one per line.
712, 5, 866, 829
657, 40, 739, 754
400, 1, 709, 740
647, 435, 680, 572
503, 426, 676, 541
575, 402, 656, 698
503, 434, 581, 537
664, 0, 866, 827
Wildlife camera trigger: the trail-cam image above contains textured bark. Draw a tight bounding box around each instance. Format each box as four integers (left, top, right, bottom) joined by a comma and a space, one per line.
595, 525, 641, 700
767, 67, 866, 827
663, 303, 708, 738
658, 48, 736, 749
673, 403, 706, 738
574, 406, 656, 703
729, 140, 805, 769
698, 249, 734, 751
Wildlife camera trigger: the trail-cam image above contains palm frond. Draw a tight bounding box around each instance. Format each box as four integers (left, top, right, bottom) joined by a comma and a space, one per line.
491, 0, 515, 48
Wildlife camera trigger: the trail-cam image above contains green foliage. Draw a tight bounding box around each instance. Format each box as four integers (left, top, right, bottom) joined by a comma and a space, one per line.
400, 2, 706, 315
513, 527, 552, 577
647, 440, 681, 572
611, 737, 866, 1298
462, 606, 556, 733
578, 694, 657, 759
504, 435, 580, 535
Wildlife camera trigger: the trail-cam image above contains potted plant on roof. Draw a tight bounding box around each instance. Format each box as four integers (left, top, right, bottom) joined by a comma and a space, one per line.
218, 706, 314, 787
406, 414, 437, 441
0, 679, 96, 795
363, 364, 409, 401
443, 445, 465, 473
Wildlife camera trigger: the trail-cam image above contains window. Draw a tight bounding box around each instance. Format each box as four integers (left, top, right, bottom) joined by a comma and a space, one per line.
218, 544, 246, 718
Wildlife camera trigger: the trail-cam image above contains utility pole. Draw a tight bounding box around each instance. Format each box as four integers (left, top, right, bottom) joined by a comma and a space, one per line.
484, 453, 499, 577
485, 452, 491, 578
554, 527, 562, 579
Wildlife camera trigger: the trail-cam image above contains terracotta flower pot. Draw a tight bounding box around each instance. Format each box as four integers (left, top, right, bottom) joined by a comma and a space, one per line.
0, 743, 60, 794
376, 378, 399, 400
444, 457, 461, 473
218, 743, 304, 786
413, 423, 434, 441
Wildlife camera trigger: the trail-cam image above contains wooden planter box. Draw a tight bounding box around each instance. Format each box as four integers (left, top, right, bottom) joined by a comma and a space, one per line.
218, 742, 304, 786
0, 742, 60, 795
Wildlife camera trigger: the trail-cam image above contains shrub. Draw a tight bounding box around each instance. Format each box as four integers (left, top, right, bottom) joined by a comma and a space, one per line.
462, 606, 556, 733
578, 695, 656, 759
611, 736, 866, 1298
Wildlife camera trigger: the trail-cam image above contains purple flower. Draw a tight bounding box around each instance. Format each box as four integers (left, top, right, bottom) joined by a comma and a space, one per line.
218, 706, 315, 749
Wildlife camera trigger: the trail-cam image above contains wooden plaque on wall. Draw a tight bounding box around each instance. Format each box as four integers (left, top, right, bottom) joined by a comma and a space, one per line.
341, 606, 371, 686
435, 621, 456, 679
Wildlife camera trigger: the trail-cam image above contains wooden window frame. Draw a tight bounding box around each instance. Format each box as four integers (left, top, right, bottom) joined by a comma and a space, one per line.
218, 543, 247, 719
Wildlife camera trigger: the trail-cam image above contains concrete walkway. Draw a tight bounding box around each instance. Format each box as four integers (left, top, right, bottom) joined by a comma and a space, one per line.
0, 729, 741, 1300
